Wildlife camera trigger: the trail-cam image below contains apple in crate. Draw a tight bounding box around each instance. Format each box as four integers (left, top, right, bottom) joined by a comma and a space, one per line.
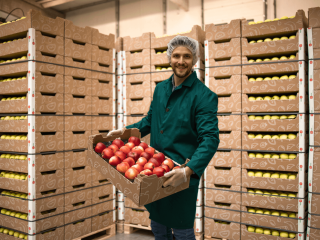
123, 157, 135, 167
140, 169, 153, 176
163, 159, 174, 170
101, 148, 114, 159
117, 162, 130, 173
132, 164, 143, 173
109, 156, 121, 166
95, 142, 106, 153
115, 151, 126, 161
125, 142, 135, 149
136, 157, 148, 166
144, 162, 155, 171
129, 136, 140, 146
108, 144, 119, 153
125, 167, 139, 180
145, 147, 155, 156
120, 145, 130, 154
132, 146, 144, 156
153, 153, 165, 164
139, 142, 148, 150
161, 164, 170, 173
112, 139, 124, 148
140, 152, 152, 160
149, 158, 161, 167
153, 167, 165, 177
127, 151, 139, 161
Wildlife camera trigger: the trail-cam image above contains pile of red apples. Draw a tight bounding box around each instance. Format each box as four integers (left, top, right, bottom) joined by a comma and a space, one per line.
94, 136, 179, 180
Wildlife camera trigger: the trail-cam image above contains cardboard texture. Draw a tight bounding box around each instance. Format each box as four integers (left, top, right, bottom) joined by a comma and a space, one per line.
309, 213, 320, 229
92, 212, 114, 231
92, 62, 113, 73
64, 166, 92, 187
92, 71, 114, 82
242, 151, 300, 171
242, 10, 307, 37
64, 131, 92, 151
116, 37, 123, 52
65, 20, 92, 43
92, 96, 114, 115
218, 130, 241, 149
313, 69, 320, 90
0, 131, 64, 153
242, 75, 301, 94
207, 56, 241, 67
207, 65, 242, 77
92, 45, 114, 65
0, 115, 64, 132
309, 193, 320, 214
207, 38, 241, 59
64, 76, 92, 96
205, 204, 241, 222
0, 72, 64, 95
242, 188, 302, 211
309, 7, 320, 28
64, 94, 92, 113
208, 150, 241, 168
35, 226, 65, 240
65, 218, 92, 240
311, 172, 320, 193
207, 75, 242, 95
92, 184, 114, 204
125, 97, 151, 115
217, 93, 242, 113
151, 25, 205, 48
126, 79, 152, 99
64, 114, 91, 131
314, 90, 320, 111
124, 208, 151, 227
87, 129, 190, 206
204, 218, 240, 240
65, 57, 91, 71
206, 166, 241, 186
92, 199, 114, 215
242, 131, 301, 151
218, 114, 241, 131
65, 201, 92, 224
312, 131, 320, 146
64, 150, 88, 169
205, 187, 241, 205
242, 93, 300, 113
242, 114, 300, 132
125, 49, 151, 67
64, 185, 92, 205
92, 115, 115, 131
125, 73, 151, 85
92, 79, 114, 97
92, 29, 115, 49
123, 33, 151, 51
205, 20, 241, 41
65, 67, 91, 79
308, 227, 320, 240
91, 168, 112, 185
0, 9, 64, 38
125, 196, 147, 210
312, 151, 320, 173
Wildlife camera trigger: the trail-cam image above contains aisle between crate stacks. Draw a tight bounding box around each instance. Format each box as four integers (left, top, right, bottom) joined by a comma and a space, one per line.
72, 224, 116, 240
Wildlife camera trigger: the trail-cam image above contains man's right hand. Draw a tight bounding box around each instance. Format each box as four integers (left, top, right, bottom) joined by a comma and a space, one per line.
107, 127, 126, 137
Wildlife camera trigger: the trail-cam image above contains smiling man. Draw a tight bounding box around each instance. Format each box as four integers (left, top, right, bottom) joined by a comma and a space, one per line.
108, 36, 220, 240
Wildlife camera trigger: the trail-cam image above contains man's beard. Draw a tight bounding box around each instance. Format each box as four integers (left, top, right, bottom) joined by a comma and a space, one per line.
172, 64, 193, 78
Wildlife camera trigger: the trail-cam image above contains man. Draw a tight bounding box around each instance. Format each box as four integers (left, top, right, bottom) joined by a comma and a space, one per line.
108, 36, 219, 240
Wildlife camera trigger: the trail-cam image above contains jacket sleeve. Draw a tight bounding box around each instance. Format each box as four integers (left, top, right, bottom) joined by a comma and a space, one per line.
186, 91, 220, 178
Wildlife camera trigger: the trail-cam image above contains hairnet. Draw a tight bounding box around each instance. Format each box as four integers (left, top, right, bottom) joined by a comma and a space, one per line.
167, 35, 199, 66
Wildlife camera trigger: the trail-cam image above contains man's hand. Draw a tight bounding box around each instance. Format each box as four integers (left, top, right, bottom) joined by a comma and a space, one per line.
163, 166, 193, 188
107, 127, 126, 137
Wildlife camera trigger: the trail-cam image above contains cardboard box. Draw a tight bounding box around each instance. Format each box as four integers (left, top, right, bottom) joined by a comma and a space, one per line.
65, 57, 91, 71
314, 90, 320, 111
312, 150, 320, 173
242, 131, 300, 151
126, 79, 151, 99
65, 67, 91, 79
92, 184, 114, 204
92, 79, 114, 98
0, 131, 64, 153
205, 204, 241, 222
92, 211, 114, 231
64, 76, 92, 96
205, 20, 241, 41
205, 186, 241, 205
92, 29, 115, 49
92, 61, 113, 73
92, 96, 114, 115
217, 93, 242, 113
206, 166, 241, 186
242, 151, 300, 171
309, 213, 320, 229
309, 7, 320, 28
125, 49, 151, 67
308, 227, 320, 240
218, 130, 241, 149
309, 193, 320, 214
92, 199, 114, 215
64, 184, 92, 204
65, 200, 92, 224
206, 55, 241, 67
64, 130, 92, 150
206, 75, 241, 95
65, 166, 92, 187
125, 208, 151, 227
311, 172, 320, 193
64, 114, 91, 131
91, 166, 112, 185
242, 114, 300, 132
209, 150, 241, 168
37, 227, 65, 240
242, 74, 301, 94
123, 32, 151, 51
242, 93, 300, 113
241, 224, 299, 240
217, 114, 241, 131
65, 19, 92, 43
313, 69, 320, 90
65, 149, 89, 168
125, 97, 151, 115
92, 71, 114, 82
64, 94, 92, 113
116, 37, 123, 52
207, 65, 241, 77
65, 218, 91, 240
204, 218, 240, 240
124, 196, 147, 210
92, 45, 114, 65
0, 9, 64, 38
242, 10, 307, 37
151, 25, 205, 48
92, 115, 115, 131
87, 129, 190, 206
206, 38, 241, 59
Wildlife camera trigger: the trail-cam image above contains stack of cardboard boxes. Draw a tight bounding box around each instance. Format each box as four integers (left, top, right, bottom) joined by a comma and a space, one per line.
0, 10, 116, 240
307, 7, 320, 240
204, 9, 309, 240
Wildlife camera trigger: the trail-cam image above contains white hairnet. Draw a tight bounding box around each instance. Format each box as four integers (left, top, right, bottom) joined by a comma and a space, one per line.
167, 35, 199, 66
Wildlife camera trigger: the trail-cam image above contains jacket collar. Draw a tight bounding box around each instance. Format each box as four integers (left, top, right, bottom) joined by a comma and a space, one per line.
166, 71, 197, 96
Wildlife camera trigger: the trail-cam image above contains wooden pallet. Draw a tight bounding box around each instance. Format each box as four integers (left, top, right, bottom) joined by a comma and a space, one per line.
195, 232, 204, 240
73, 224, 116, 240
116, 220, 124, 233
204, 235, 227, 240
124, 223, 152, 234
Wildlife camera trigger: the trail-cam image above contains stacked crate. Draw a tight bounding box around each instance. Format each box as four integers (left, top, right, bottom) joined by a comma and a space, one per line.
204, 19, 242, 240
307, 7, 320, 240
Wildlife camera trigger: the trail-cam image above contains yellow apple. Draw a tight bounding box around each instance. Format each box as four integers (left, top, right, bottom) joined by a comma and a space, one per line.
289, 233, 296, 238
280, 173, 288, 179
272, 95, 280, 100
264, 38, 272, 42
264, 191, 271, 195
254, 171, 263, 177
256, 77, 263, 81
255, 134, 263, 139
271, 115, 280, 120
288, 193, 296, 198
288, 75, 296, 80
279, 134, 288, 139
280, 153, 289, 159
288, 174, 296, 180
156, 67, 161, 71
264, 96, 271, 100
280, 75, 289, 80
1, 209, 6, 214
289, 35, 296, 39
248, 153, 256, 158
280, 36, 289, 40
249, 40, 256, 44
288, 134, 296, 139
263, 135, 271, 139
271, 173, 280, 178
248, 171, 255, 177
280, 56, 288, 60
273, 37, 280, 41
280, 232, 289, 238
247, 226, 255, 232
14, 232, 19, 237
256, 59, 263, 62
288, 154, 296, 159
255, 116, 263, 120
248, 59, 255, 63
167, 67, 172, 70
19, 233, 25, 238
271, 211, 280, 216
288, 95, 296, 99
248, 208, 256, 213
264, 229, 271, 235
280, 212, 288, 217
280, 95, 288, 100
289, 55, 296, 59
271, 192, 279, 197
271, 57, 279, 61
248, 78, 256, 82
161, 68, 167, 71
263, 77, 271, 81
256, 209, 264, 214
248, 96, 256, 101
255, 227, 264, 234
263, 115, 271, 120
289, 213, 296, 218
256, 153, 264, 158
280, 193, 288, 198
288, 115, 296, 119
263, 172, 271, 178
248, 189, 255, 195
255, 190, 263, 194
263, 153, 271, 158
280, 115, 288, 119
264, 19, 272, 22
248, 133, 255, 138
257, 40, 263, 43
256, 21, 263, 24
256, 97, 263, 101
9, 230, 14, 235
248, 115, 256, 120
248, 22, 255, 25
264, 210, 271, 215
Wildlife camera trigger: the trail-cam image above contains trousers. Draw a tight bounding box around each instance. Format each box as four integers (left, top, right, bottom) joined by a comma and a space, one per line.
151, 220, 196, 240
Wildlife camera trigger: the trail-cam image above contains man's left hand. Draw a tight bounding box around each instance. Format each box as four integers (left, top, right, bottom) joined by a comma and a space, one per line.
163, 166, 193, 188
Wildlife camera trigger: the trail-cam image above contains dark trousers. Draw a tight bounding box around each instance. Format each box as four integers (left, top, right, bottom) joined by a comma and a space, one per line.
151, 220, 196, 240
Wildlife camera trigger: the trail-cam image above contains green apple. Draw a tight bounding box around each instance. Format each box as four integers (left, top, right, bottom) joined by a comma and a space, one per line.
256, 209, 264, 214
255, 116, 263, 120
256, 59, 263, 62
263, 154, 271, 158
280, 115, 288, 119
256, 77, 263, 81
255, 134, 263, 139
271, 211, 280, 216
256, 97, 263, 101
14, 232, 19, 237
289, 213, 296, 218
273, 37, 280, 41
288, 95, 296, 99
264, 58, 271, 61
288, 174, 296, 180
254, 171, 263, 177
263, 172, 271, 178
248, 171, 255, 177
264, 77, 271, 81
279, 134, 288, 139
289, 55, 296, 59
248, 134, 255, 139
272, 95, 280, 100
271, 173, 280, 178
263, 115, 271, 120
9, 230, 14, 235
1, 209, 6, 214
156, 67, 161, 71
271, 57, 279, 61
248, 208, 256, 213
264, 96, 271, 100
280, 232, 289, 238
280, 173, 288, 179
248, 115, 255, 120
280, 75, 289, 80
5, 210, 11, 215
264, 229, 271, 235
280, 56, 288, 60
248, 96, 256, 101
249, 40, 256, 44
256, 153, 264, 158
257, 40, 263, 43
288, 134, 296, 139
288, 154, 296, 159
248, 78, 256, 82
280, 95, 288, 100
248, 153, 256, 158
264, 210, 271, 215
255, 227, 264, 234
248, 59, 255, 63
264, 38, 272, 42
247, 226, 255, 232
263, 135, 271, 139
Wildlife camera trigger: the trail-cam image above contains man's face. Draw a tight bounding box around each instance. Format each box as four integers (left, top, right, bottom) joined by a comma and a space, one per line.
170, 46, 193, 78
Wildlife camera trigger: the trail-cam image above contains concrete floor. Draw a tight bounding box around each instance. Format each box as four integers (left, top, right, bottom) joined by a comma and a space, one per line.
108, 229, 155, 240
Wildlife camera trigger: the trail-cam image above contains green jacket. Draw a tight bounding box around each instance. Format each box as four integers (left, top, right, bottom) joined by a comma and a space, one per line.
126, 71, 219, 229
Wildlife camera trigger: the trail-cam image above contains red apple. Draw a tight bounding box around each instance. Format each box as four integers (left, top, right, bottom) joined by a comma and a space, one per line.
128, 136, 141, 146
125, 167, 139, 180
115, 151, 126, 161
117, 162, 130, 173
140, 169, 153, 176
132, 164, 144, 173
123, 157, 135, 167
140, 152, 151, 160
127, 151, 139, 161
163, 159, 174, 170
119, 145, 130, 155
109, 156, 121, 166
144, 162, 155, 171
153, 167, 165, 177
139, 142, 149, 150
95, 142, 106, 153
161, 164, 170, 173
101, 148, 114, 159
148, 158, 160, 167
125, 142, 135, 149
136, 157, 148, 167
132, 146, 144, 156
153, 153, 165, 164
173, 166, 180, 170
145, 147, 155, 156
112, 139, 125, 148
108, 144, 119, 153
